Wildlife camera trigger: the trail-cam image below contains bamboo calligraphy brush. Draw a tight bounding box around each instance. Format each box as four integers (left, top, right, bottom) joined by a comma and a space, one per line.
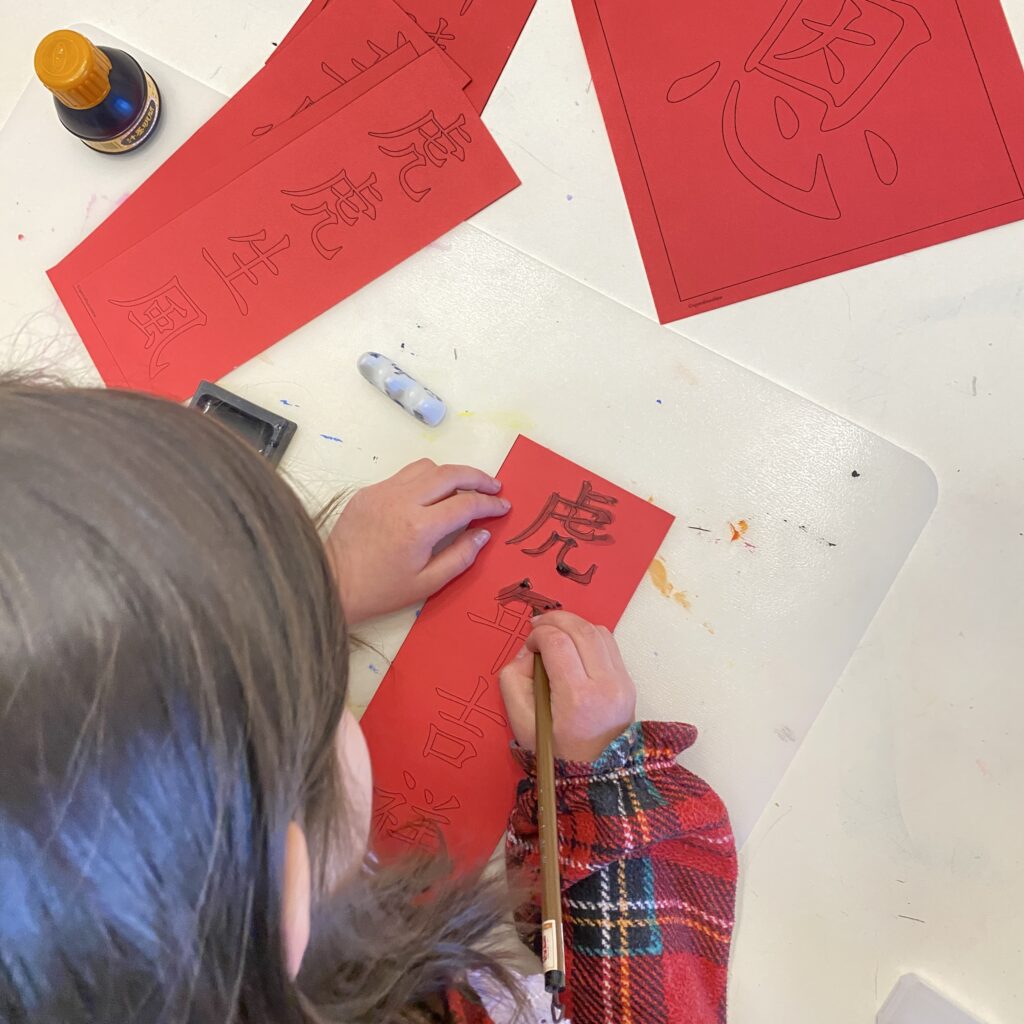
533, 652, 566, 1021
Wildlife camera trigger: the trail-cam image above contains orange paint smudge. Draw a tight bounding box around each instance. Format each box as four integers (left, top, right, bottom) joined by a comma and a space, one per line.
729, 519, 749, 542
703, 621, 715, 635
648, 557, 693, 611
648, 557, 673, 597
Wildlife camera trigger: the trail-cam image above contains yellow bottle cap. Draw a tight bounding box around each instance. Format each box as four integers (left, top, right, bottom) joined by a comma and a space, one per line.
34, 30, 112, 110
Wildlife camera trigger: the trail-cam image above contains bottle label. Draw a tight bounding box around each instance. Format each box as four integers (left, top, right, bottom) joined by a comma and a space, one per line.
83, 72, 160, 153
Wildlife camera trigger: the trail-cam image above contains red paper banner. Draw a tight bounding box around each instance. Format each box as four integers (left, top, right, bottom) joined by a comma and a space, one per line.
572, 0, 1024, 321
276, 0, 537, 110
359, 436, 674, 870
49, 0, 457, 304
69, 51, 519, 399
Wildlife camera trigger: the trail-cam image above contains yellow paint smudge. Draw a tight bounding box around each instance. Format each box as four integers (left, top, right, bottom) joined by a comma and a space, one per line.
457, 408, 534, 433
648, 557, 673, 597
648, 557, 692, 611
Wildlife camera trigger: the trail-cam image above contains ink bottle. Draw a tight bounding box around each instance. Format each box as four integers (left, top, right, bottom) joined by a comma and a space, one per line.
34, 30, 161, 154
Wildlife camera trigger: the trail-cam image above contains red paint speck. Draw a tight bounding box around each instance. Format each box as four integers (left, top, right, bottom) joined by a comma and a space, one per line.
17, 233, 25, 241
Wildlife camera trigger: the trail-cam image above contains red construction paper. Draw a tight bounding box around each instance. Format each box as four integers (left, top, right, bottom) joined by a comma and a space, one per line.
399, 0, 538, 110
276, 0, 538, 111
50, 44, 423, 387
359, 435, 675, 870
572, 0, 1024, 322
50, 0, 455, 287
69, 50, 519, 399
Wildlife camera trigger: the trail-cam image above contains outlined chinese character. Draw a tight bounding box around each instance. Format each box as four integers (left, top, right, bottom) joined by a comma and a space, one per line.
665, 0, 930, 217
373, 770, 461, 849
109, 276, 207, 379
351, 33, 411, 73
407, 15, 456, 50
251, 61, 347, 137
281, 169, 383, 260
506, 480, 618, 584
201, 230, 291, 316
423, 723, 478, 768
467, 579, 562, 673
460, 0, 474, 13
369, 111, 472, 202
436, 676, 508, 738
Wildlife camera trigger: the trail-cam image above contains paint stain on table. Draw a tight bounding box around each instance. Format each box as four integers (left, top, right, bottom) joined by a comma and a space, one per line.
648, 557, 692, 610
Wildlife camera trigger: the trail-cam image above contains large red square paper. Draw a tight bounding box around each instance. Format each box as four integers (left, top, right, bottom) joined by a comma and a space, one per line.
572, 0, 1024, 321
359, 436, 674, 870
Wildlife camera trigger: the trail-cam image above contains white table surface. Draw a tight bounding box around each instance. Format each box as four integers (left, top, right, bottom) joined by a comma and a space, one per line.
1, 3, 1021, 1023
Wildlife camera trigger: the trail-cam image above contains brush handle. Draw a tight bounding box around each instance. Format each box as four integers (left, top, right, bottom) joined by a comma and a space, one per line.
534, 653, 566, 993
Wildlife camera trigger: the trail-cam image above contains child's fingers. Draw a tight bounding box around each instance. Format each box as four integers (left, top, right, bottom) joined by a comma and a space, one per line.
418, 528, 492, 594
526, 623, 589, 688
530, 611, 615, 680
428, 491, 511, 536
417, 464, 503, 504
498, 647, 536, 749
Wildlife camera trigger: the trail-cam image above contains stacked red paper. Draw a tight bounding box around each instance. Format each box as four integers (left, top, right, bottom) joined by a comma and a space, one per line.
49, 0, 533, 400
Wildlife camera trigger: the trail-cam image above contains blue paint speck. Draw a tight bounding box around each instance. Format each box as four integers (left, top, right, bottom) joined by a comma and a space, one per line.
414, 606, 423, 619
280, 399, 300, 408
319, 433, 343, 443
656, 399, 663, 405
368, 663, 381, 675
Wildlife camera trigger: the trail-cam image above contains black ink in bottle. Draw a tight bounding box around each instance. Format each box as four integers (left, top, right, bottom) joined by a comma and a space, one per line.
35, 29, 161, 154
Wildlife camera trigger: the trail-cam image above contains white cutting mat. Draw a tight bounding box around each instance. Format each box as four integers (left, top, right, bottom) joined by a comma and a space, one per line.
220, 227, 936, 844
878, 976, 988, 1024
0, 33, 936, 843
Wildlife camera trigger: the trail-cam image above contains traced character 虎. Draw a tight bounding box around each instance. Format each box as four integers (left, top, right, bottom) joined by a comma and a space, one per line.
369, 111, 472, 202
281, 169, 383, 260
506, 481, 617, 585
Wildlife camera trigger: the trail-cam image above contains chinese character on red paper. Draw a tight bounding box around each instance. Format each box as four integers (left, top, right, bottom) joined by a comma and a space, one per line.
468, 579, 562, 673
373, 770, 461, 850
281, 169, 383, 260
666, 0, 930, 217
201, 230, 291, 316
406, 14, 456, 50
369, 110, 472, 202
506, 480, 618, 584
251, 62, 347, 138
436, 676, 508, 738
422, 722, 478, 768
109, 276, 207, 379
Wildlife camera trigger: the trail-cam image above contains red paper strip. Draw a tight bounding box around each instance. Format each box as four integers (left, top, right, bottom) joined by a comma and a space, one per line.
70, 51, 519, 399
572, 0, 1024, 322
359, 436, 674, 870
399, 0, 538, 110
276, 0, 537, 111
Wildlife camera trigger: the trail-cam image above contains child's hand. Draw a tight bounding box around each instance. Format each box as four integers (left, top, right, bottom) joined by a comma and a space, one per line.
499, 611, 637, 762
326, 459, 510, 624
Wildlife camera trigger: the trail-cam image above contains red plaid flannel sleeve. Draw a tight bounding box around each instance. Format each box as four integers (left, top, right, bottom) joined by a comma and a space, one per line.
504, 721, 737, 1024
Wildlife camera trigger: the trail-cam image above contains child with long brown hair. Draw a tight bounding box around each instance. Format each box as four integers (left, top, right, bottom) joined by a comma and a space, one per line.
0, 380, 736, 1024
